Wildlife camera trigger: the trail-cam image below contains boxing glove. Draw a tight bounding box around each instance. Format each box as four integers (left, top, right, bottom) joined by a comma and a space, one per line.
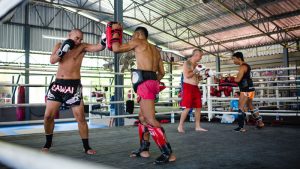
57, 39, 75, 58
203, 68, 213, 80
100, 32, 106, 47
193, 64, 206, 74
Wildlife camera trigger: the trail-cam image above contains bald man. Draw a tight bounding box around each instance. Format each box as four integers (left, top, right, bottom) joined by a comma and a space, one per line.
42, 29, 106, 154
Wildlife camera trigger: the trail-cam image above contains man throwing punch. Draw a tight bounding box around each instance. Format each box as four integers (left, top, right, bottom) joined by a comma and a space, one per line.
232, 52, 264, 132
177, 49, 208, 133
42, 29, 106, 154
110, 23, 176, 164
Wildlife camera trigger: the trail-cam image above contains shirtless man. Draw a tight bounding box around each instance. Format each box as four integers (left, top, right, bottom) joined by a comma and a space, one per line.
177, 49, 207, 133
111, 25, 176, 164
42, 29, 106, 154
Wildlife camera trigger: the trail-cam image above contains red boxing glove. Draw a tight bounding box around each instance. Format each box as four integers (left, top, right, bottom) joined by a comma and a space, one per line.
106, 21, 123, 51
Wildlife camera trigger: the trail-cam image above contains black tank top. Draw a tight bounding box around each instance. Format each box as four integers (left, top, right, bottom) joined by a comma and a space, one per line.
238, 63, 255, 92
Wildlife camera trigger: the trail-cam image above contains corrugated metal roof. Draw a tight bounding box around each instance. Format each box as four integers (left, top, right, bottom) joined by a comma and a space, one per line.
3, 0, 300, 58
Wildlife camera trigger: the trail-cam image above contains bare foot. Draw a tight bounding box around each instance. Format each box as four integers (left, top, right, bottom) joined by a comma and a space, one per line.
169, 154, 176, 162
256, 121, 265, 129
177, 126, 185, 133
195, 127, 208, 132
86, 149, 97, 155
130, 151, 150, 158
41, 148, 49, 153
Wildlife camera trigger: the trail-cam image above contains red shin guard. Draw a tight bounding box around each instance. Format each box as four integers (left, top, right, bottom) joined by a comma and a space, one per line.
147, 125, 167, 149
138, 122, 148, 143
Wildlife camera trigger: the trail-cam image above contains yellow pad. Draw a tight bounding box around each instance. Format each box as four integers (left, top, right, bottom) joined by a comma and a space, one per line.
241, 91, 255, 99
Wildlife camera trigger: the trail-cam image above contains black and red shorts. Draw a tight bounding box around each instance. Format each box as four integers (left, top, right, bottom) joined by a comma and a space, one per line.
46, 79, 82, 106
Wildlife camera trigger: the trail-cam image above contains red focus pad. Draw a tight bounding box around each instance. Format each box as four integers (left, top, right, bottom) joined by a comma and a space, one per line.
106, 21, 123, 51
219, 76, 238, 87
159, 82, 166, 92
223, 87, 231, 97
218, 85, 225, 91
215, 90, 222, 97
210, 86, 215, 96
228, 86, 233, 93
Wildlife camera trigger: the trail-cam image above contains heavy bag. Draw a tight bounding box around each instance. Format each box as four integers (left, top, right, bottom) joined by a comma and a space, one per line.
126, 100, 134, 114
16, 86, 25, 121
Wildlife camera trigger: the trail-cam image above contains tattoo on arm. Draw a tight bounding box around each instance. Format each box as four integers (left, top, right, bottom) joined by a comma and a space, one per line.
186, 60, 192, 70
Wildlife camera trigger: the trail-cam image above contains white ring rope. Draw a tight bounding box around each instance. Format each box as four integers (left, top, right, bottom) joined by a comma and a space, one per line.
214, 67, 297, 75
0, 95, 298, 108
0, 65, 126, 75
0, 141, 117, 169
0, 108, 298, 126
208, 97, 298, 101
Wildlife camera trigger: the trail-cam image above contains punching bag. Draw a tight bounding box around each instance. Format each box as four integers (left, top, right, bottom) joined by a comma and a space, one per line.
126, 100, 134, 114
16, 86, 25, 121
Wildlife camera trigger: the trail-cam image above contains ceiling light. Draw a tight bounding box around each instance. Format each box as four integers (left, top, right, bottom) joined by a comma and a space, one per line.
42, 35, 65, 40
78, 11, 99, 22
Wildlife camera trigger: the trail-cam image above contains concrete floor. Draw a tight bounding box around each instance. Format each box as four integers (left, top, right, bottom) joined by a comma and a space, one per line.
0, 122, 300, 169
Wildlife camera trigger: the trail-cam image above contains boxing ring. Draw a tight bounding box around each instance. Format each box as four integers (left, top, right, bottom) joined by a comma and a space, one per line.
0, 66, 299, 168
0, 66, 299, 125
1, 121, 300, 169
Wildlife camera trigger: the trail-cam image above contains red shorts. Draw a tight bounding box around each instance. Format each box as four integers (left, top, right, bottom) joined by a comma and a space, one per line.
181, 82, 202, 108
137, 80, 159, 100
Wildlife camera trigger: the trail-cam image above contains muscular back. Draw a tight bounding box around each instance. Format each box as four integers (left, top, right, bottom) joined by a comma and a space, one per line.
134, 39, 161, 72
53, 43, 86, 79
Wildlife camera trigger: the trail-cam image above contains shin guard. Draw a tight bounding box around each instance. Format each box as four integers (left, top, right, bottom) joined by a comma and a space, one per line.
237, 109, 246, 128
138, 122, 150, 151
147, 125, 171, 155
147, 125, 173, 164
251, 109, 262, 121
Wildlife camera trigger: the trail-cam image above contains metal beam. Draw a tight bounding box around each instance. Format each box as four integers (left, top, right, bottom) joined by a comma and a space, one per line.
125, 0, 204, 30
131, 0, 286, 36
156, 9, 300, 46
215, 0, 295, 48
123, 0, 156, 12
124, 1, 232, 56
178, 25, 300, 52
32, 0, 230, 56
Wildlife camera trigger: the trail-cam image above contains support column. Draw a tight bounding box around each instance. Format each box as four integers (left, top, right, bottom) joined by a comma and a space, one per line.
24, 3, 30, 120
114, 0, 124, 126
169, 57, 174, 105
216, 55, 220, 74
283, 47, 290, 97
283, 47, 289, 67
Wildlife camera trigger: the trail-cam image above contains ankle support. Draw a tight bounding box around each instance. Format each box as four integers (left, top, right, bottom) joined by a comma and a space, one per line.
251, 109, 262, 121
43, 134, 53, 149
238, 109, 246, 128
82, 139, 91, 152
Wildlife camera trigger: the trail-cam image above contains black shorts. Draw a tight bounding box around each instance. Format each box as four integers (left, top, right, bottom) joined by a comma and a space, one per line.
46, 79, 82, 106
